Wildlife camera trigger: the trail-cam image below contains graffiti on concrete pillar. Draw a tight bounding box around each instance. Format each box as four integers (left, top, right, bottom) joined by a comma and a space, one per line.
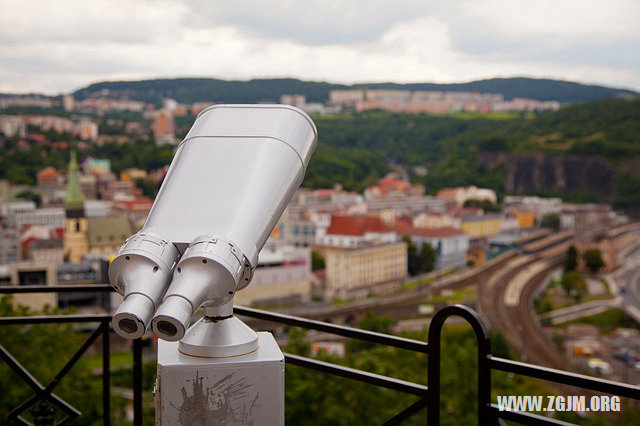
172, 370, 263, 425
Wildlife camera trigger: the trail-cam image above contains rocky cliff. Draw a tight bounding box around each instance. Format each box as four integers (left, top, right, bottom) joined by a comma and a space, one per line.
481, 153, 614, 201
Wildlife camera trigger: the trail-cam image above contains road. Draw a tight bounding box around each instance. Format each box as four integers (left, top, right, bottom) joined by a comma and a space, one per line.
618, 256, 640, 323
542, 298, 620, 325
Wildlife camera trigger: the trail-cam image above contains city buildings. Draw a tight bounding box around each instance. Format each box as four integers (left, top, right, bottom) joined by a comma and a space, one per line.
396, 226, 470, 270
0, 228, 20, 264
412, 212, 461, 229
323, 241, 407, 301
152, 109, 176, 145
280, 94, 341, 114
460, 214, 502, 239
278, 219, 316, 247
235, 243, 312, 307
29, 239, 64, 263
316, 215, 397, 248
436, 186, 497, 207
503, 195, 562, 220
0, 262, 57, 310
0, 114, 27, 137
328, 89, 560, 113
11, 207, 65, 229
61, 151, 133, 263
37, 167, 62, 187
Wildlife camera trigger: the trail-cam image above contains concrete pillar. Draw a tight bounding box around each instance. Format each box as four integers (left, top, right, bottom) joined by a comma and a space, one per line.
155, 332, 284, 425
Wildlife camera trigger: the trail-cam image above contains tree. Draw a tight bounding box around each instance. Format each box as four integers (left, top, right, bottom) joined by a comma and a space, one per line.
561, 271, 587, 301
540, 213, 561, 232
345, 313, 397, 352
463, 198, 500, 212
0, 296, 128, 424
564, 245, 578, 272
15, 190, 42, 207
402, 236, 420, 276
134, 178, 159, 198
583, 248, 605, 274
282, 315, 561, 425
418, 242, 437, 274
403, 237, 437, 276
311, 250, 325, 271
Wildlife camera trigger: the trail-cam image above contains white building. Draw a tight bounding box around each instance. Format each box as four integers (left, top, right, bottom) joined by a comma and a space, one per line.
396, 226, 470, 270
436, 186, 497, 207
503, 196, 562, 219
1, 199, 36, 218
234, 243, 312, 307
12, 208, 65, 229
316, 215, 397, 248
0, 115, 27, 138
84, 200, 112, 217
0, 228, 20, 265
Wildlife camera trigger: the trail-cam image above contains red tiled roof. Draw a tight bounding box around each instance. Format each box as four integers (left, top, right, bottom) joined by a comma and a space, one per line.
314, 189, 337, 196
38, 167, 59, 178
379, 177, 409, 191
395, 217, 413, 228
326, 215, 393, 236
436, 188, 458, 197
447, 207, 483, 217
396, 226, 464, 238
366, 185, 388, 195
112, 197, 153, 211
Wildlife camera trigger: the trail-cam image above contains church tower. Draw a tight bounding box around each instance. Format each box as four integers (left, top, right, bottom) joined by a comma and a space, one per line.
63, 151, 89, 263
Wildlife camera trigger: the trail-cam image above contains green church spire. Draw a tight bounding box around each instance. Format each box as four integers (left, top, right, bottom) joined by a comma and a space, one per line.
64, 150, 85, 217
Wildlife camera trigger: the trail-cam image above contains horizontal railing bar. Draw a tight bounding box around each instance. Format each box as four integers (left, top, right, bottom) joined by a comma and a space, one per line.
0, 314, 111, 325
489, 356, 640, 400
0, 285, 114, 293
284, 353, 428, 396
236, 306, 429, 353
489, 405, 574, 426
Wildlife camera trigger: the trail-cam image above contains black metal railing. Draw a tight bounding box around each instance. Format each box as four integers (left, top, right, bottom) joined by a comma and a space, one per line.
1, 286, 639, 425
237, 304, 640, 425
0, 285, 143, 426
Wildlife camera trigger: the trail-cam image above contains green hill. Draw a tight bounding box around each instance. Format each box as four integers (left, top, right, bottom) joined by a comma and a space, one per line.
304, 98, 640, 212
72, 77, 637, 105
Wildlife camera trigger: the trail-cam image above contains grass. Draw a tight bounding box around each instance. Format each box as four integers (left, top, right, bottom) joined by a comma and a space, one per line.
403, 268, 458, 291
80, 351, 135, 370
403, 276, 435, 290
534, 275, 613, 314
554, 308, 640, 334
424, 288, 476, 304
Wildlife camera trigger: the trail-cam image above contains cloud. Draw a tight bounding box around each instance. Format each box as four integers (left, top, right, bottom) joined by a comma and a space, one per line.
183, 0, 432, 45
0, 0, 638, 94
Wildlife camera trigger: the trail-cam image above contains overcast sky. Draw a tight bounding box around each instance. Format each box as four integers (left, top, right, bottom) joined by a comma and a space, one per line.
1, 0, 639, 94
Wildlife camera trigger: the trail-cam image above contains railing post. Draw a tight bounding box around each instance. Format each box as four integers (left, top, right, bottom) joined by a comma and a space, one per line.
133, 338, 143, 426
428, 304, 495, 425
102, 321, 110, 426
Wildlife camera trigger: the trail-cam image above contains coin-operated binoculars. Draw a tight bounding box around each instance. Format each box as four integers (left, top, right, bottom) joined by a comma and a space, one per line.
109, 105, 316, 425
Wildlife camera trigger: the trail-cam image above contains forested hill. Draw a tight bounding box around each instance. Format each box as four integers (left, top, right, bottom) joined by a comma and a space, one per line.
304, 98, 640, 212
72, 77, 637, 105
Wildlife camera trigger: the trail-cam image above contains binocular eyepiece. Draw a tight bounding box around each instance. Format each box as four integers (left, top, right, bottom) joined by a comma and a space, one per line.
110, 232, 180, 339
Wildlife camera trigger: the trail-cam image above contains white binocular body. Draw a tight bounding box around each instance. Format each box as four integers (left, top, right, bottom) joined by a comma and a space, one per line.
109, 105, 317, 349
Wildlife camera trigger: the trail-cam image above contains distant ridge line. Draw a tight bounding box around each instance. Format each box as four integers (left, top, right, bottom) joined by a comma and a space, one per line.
2, 76, 637, 105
